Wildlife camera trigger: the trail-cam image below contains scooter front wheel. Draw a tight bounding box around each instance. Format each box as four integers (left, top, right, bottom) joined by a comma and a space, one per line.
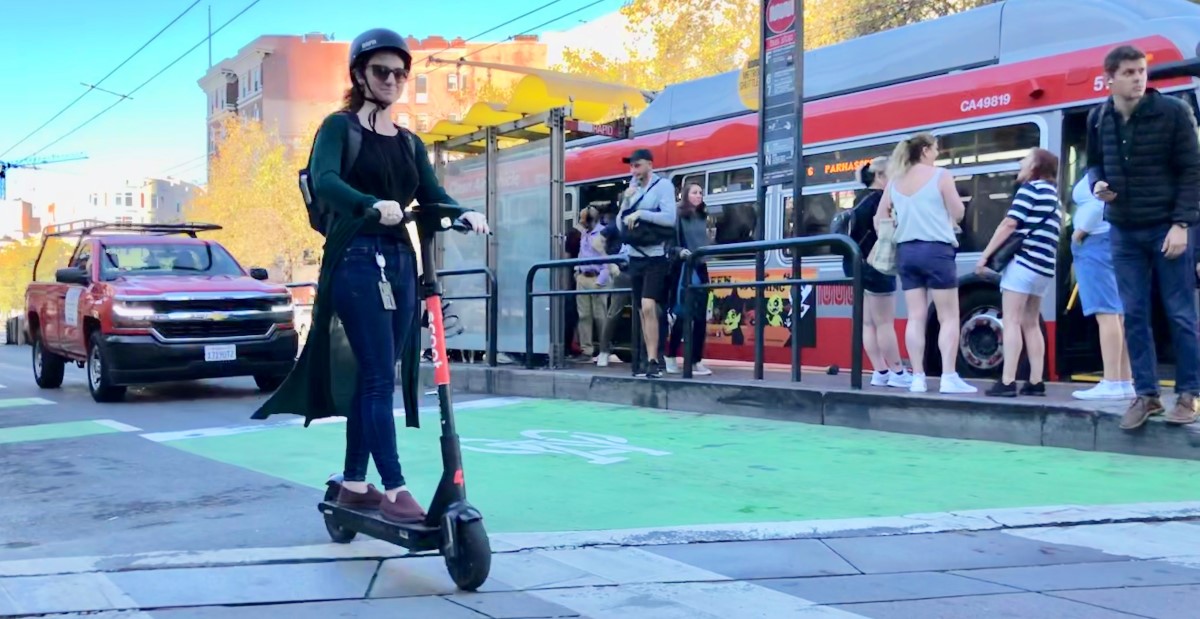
445, 520, 491, 591
322, 483, 357, 544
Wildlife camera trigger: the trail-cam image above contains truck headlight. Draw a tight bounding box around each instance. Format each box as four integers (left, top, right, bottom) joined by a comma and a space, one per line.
113, 302, 155, 325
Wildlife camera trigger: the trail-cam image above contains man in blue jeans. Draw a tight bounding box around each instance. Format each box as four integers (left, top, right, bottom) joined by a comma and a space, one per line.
1087, 44, 1200, 429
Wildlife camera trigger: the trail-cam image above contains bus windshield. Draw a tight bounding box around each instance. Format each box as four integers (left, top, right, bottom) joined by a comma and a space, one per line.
99, 242, 244, 279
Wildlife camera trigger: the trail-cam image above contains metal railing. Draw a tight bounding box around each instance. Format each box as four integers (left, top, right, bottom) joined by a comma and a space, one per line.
438, 267, 499, 367
524, 255, 637, 371
679, 234, 865, 388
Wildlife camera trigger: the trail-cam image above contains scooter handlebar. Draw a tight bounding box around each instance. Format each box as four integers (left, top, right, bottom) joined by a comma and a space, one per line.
362, 205, 488, 235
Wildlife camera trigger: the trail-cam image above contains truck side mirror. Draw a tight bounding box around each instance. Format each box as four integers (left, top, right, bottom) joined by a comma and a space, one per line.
249, 267, 269, 281
55, 267, 89, 285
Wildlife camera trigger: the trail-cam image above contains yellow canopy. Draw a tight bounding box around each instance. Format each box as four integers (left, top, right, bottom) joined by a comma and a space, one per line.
418, 60, 649, 146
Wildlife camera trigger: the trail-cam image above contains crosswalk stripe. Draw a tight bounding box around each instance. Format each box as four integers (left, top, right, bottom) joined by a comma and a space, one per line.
0, 397, 54, 409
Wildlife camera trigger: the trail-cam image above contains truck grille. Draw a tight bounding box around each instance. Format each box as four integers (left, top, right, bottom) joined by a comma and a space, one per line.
149, 298, 277, 313
153, 320, 274, 340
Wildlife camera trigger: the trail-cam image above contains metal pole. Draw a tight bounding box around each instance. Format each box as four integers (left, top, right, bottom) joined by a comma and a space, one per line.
525, 265, 536, 370
791, 0, 806, 382
486, 127, 498, 366
682, 258, 695, 379
850, 247, 863, 389
548, 108, 566, 369
753, 1, 769, 382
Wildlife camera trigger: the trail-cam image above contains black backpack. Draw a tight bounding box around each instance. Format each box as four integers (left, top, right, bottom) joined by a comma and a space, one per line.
298, 110, 416, 236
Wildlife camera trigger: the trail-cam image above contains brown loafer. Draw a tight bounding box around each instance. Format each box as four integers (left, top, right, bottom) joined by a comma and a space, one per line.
1120, 396, 1164, 431
381, 490, 427, 524
336, 483, 384, 510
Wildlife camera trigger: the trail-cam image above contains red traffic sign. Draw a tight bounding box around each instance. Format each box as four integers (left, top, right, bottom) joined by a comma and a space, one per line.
765, 0, 796, 35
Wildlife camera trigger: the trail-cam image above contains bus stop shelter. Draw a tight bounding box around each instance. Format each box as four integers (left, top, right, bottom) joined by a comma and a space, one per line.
416, 62, 648, 368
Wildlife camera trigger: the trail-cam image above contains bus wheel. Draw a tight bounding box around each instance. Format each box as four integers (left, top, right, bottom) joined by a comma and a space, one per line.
957, 287, 1004, 379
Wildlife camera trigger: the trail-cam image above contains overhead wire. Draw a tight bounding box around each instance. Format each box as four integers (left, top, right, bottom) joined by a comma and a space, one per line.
21, 0, 264, 161
0, 0, 202, 159
418, 0, 569, 73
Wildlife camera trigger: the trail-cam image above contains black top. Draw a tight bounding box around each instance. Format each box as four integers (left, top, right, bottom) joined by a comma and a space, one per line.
1086, 89, 1200, 229
849, 189, 883, 256
344, 126, 420, 241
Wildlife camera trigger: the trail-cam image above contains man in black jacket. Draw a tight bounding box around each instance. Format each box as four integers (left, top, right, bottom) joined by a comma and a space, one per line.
1087, 44, 1200, 429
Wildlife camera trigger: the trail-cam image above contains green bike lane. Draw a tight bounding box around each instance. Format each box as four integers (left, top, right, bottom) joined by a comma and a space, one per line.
152, 397, 1200, 534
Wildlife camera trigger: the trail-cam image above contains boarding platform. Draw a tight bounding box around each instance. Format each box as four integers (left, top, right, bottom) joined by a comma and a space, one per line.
418, 360, 1200, 462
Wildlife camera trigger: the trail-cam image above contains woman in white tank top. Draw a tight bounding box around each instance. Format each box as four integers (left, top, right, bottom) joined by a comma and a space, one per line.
874, 133, 976, 394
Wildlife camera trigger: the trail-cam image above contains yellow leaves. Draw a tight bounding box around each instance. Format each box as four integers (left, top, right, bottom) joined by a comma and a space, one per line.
0, 236, 74, 317
185, 117, 323, 281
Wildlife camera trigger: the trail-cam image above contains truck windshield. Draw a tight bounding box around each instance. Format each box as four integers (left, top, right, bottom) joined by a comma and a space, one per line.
98, 242, 244, 279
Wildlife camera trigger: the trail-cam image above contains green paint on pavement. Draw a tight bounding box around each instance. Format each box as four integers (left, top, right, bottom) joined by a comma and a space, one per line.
162, 400, 1200, 534
0, 420, 121, 445
0, 397, 54, 410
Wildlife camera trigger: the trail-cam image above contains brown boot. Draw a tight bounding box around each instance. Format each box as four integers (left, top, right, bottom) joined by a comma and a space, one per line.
1120, 396, 1165, 431
381, 490, 427, 524
336, 483, 385, 510
1165, 393, 1198, 425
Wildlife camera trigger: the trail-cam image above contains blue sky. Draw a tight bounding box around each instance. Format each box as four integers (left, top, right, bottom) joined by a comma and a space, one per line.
0, 0, 622, 206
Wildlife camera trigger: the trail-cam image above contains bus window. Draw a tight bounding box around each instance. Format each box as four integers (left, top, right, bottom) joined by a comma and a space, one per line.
782, 190, 860, 257
578, 178, 626, 224
706, 201, 758, 261
708, 167, 754, 195
936, 123, 1040, 167
954, 171, 1020, 252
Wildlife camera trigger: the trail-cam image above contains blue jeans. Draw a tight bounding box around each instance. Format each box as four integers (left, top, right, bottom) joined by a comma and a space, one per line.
334, 235, 419, 489
1110, 223, 1200, 396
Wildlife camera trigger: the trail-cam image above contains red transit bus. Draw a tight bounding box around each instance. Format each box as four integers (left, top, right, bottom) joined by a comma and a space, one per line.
556, 0, 1200, 381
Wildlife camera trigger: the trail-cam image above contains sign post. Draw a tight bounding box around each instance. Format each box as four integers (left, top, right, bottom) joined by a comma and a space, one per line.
754, 0, 805, 380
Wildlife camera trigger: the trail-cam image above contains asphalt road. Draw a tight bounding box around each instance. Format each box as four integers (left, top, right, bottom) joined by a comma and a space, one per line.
0, 343, 497, 562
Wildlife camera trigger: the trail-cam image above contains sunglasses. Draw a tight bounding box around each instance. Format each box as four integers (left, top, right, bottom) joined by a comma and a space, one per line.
368, 64, 409, 82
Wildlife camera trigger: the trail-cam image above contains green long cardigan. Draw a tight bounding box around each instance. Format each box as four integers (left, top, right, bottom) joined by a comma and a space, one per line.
251, 111, 470, 429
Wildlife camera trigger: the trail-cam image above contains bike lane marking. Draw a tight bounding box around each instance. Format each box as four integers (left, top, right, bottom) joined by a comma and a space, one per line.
0, 419, 140, 445
152, 398, 1200, 535
0, 397, 55, 410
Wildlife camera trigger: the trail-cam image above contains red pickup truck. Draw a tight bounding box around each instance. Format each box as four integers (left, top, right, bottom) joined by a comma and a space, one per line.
25, 220, 299, 402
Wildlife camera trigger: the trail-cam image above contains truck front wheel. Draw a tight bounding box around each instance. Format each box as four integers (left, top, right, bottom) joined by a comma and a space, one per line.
87, 332, 127, 403
32, 336, 65, 389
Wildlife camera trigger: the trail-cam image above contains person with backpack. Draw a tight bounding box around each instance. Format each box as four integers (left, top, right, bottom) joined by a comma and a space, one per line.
834, 157, 910, 388
251, 28, 487, 524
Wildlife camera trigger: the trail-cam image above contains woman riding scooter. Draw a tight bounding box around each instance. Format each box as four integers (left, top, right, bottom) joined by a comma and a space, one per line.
252, 28, 487, 523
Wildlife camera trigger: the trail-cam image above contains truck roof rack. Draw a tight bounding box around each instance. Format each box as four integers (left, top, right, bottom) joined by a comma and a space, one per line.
41, 219, 223, 239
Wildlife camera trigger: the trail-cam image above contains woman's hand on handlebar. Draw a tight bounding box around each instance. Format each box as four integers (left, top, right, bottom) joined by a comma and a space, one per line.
458, 211, 490, 235
372, 200, 405, 226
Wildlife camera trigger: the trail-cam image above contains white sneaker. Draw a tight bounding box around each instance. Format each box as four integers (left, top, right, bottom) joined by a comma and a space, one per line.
888, 370, 914, 388
1072, 380, 1127, 401
940, 373, 978, 394
871, 371, 890, 387
597, 354, 610, 368
1121, 381, 1136, 398
692, 362, 713, 376
910, 374, 928, 393
665, 358, 680, 374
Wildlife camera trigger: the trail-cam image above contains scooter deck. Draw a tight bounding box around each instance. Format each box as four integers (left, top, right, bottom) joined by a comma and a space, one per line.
318, 500, 442, 552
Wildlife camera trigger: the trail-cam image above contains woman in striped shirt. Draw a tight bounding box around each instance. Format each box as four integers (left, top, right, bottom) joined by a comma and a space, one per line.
976, 148, 1063, 397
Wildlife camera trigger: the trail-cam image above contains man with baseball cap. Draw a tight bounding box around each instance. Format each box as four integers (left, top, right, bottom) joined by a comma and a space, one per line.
617, 148, 678, 378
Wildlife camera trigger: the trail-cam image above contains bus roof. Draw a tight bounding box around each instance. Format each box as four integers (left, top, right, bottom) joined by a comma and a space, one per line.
614, 0, 1200, 139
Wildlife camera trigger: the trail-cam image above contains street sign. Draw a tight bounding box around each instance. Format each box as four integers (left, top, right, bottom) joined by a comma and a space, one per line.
760, 0, 801, 186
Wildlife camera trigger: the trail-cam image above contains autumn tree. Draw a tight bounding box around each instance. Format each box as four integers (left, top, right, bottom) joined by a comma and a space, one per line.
557, 0, 1003, 91
0, 236, 75, 318
185, 117, 321, 281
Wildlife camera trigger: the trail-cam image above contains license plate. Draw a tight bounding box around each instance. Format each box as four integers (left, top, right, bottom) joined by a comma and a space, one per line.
204, 344, 236, 362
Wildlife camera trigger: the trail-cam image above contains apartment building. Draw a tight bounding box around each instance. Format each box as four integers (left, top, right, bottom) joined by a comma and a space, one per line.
83, 178, 201, 225
198, 32, 548, 156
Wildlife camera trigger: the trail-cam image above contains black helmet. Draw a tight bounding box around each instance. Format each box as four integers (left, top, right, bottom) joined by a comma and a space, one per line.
349, 28, 411, 70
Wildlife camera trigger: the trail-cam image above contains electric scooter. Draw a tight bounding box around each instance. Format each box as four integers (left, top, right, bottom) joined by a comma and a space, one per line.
318, 208, 491, 592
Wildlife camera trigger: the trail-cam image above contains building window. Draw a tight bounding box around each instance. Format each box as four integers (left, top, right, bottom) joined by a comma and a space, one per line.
397, 113, 410, 128
417, 114, 430, 132
448, 73, 459, 92
254, 66, 262, 91
416, 75, 428, 104
448, 112, 460, 122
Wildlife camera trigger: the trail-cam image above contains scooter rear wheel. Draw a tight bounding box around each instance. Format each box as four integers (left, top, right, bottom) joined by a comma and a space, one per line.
445, 520, 491, 591
322, 483, 357, 544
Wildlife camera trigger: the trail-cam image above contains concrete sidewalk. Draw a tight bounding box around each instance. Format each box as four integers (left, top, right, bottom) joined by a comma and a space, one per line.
4, 504, 1199, 618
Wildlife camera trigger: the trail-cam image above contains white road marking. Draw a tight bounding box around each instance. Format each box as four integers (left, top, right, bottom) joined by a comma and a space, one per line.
92, 419, 142, 432
139, 396, 530, 442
